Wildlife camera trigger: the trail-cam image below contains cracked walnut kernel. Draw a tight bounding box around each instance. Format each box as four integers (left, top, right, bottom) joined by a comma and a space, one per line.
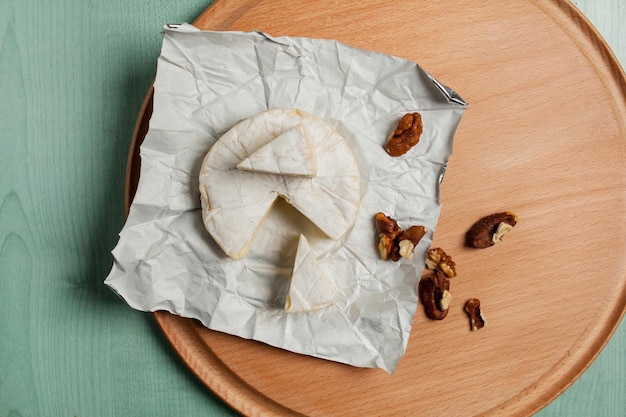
375, 213, 426, 262
466, 211, 518, 248
385, 112, 423, 157
425, 247, 457, 278
396, 225, 426, 260
375, 212, 401, 261
418, 271, 451, 320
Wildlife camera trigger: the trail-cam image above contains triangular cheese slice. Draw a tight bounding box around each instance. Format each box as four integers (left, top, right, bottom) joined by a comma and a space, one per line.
237, 124, 317, 176
285, 234, 335, 312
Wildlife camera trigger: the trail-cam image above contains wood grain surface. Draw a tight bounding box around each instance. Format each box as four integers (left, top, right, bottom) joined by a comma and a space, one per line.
1, 0, 625, 416
128, 0, 626, 416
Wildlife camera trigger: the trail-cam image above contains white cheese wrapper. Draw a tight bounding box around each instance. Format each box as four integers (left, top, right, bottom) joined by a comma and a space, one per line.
105, 24, 466, 373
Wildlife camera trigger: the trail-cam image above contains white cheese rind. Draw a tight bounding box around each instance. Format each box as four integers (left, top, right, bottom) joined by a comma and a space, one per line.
236, 124, 317, 177
199, 109, 361, 259
285, 234, 335, 312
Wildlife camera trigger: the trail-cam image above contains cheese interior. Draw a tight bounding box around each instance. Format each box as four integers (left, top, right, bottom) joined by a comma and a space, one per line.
285, 234, 335, 312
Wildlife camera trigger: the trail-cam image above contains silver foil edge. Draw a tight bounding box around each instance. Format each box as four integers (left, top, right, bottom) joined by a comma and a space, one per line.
428, 74, 467, 106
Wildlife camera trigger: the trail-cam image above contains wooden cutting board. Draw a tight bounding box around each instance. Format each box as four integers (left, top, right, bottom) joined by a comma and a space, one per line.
125, 0, 626, 415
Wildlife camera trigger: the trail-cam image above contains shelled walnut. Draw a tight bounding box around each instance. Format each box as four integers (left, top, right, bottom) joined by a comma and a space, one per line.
418, 271, 451, 320
425, 247, 457, 278
385, 112, 423, 157
466, 211, 518, 248
375, 213, 425, 262
397, 226, 426, 260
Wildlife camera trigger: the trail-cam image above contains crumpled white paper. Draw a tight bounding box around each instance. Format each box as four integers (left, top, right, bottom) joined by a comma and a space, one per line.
105, 24, 466, 373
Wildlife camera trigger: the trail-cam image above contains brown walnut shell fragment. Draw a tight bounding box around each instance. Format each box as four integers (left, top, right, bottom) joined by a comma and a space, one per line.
466, 211, 518, 248
385, 112, 423, 157
425, 247, 457, 278
418, 271, 451, 320
464, 298, 486, 331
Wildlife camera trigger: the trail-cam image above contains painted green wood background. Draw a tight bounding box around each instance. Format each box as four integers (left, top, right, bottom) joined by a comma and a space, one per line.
0, 0, 623, 416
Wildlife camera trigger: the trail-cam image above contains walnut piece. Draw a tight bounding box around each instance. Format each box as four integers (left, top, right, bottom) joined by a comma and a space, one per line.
464, 298, 486, 331
385, 112, 423, 157
398, 240, 414, 260
397, 225, 426, 260
466, 211, 518, 248
425, 247, 457, 278
377, 235, 393, 261
493, 221, 513, 244
439, 290, 452, 311
375, 212, 401, 260
375, 213, 425, 262
418, 271, 451, 320
375, 212, 401, 239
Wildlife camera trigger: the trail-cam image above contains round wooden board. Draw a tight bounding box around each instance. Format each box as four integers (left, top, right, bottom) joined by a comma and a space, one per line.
125, 0, 626, 415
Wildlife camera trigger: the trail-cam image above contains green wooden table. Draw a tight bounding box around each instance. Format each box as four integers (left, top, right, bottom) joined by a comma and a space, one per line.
1, 0, 624, 415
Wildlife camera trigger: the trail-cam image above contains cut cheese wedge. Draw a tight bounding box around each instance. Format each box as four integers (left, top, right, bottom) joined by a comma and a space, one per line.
285, 234, 335, 312
236, 124, 316, 177
199, 109, 361, 259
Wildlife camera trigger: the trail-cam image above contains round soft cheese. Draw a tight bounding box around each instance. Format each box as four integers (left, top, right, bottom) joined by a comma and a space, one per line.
199, 109, 361, 259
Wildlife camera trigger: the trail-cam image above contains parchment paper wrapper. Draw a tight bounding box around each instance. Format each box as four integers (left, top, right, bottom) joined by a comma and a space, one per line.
105, 24, 466, 373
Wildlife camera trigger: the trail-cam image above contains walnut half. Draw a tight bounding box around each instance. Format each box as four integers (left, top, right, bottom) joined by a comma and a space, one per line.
385, 112, 423, 157
466, 211, 518, 248
397, 226, 426, 260
418, 271, 451, 320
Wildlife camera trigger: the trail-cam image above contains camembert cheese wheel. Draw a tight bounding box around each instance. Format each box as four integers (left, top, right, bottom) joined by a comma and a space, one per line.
199, 109, 361, 259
